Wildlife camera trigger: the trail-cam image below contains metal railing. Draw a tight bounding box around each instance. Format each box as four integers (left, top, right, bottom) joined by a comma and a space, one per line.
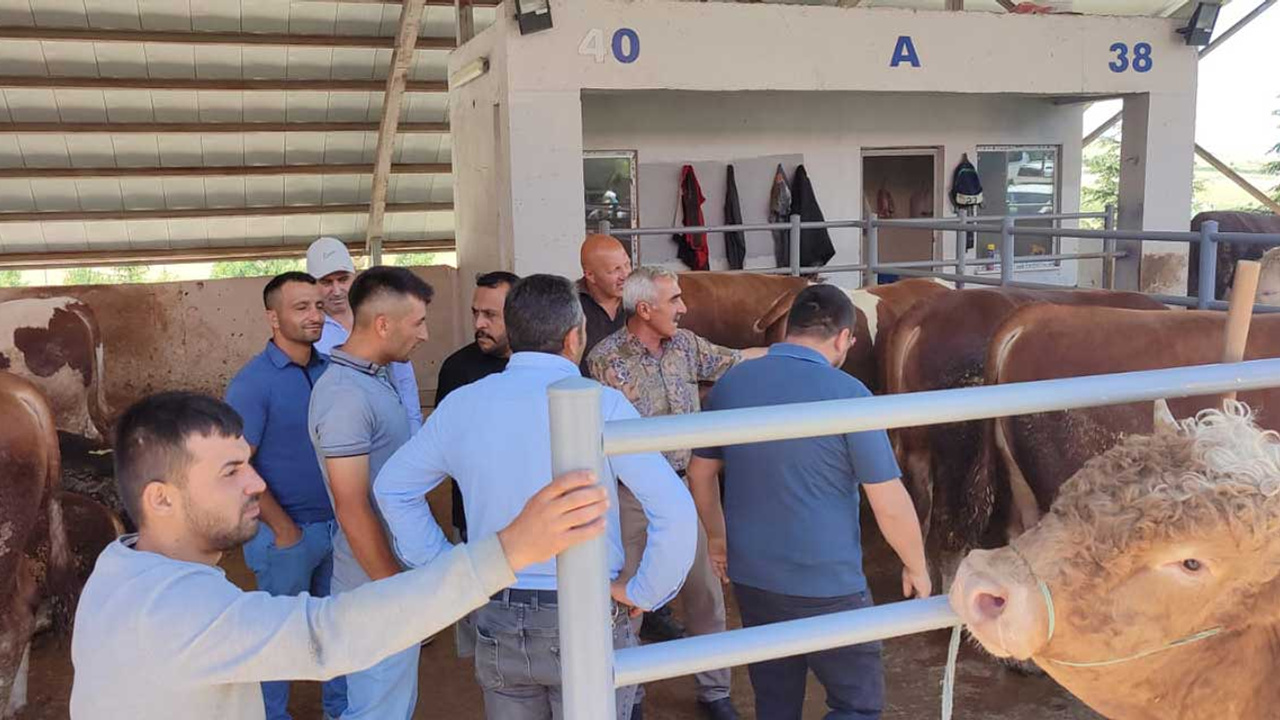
550, 358, 1280, 718
598, 208, 1280, 308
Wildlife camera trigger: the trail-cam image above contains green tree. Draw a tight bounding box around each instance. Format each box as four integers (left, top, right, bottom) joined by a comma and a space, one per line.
210, 258, 305, 279
1264, 100, 1279, 202
0, 269, 25, 287
385, 252, 442, 268
64, 265, 150, 286
1081, 136, 1120, 217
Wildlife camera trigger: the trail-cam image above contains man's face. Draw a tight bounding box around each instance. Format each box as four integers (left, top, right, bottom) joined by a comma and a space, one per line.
317, 270, 355, 316
268, 281, 325, 344
382, 296, 431, 363
584, 246, 632, 301
638, 276, 686, 340
174, 434, 265, 553
473, 284, 511, 356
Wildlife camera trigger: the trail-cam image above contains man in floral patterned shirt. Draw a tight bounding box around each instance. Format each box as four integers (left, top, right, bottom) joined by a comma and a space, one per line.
587, 266, 764, 720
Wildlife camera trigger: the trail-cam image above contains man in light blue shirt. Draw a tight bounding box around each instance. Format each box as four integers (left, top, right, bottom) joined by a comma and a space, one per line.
376, 274, 697, 720
306, 236, 424, 429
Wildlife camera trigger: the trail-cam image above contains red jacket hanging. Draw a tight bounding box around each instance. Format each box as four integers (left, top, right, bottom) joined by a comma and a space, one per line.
672, 165, 709, 271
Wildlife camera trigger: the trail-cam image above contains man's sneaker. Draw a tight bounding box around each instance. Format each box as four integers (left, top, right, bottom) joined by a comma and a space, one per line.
639, 606, 686, 642
698, 698, 740, 720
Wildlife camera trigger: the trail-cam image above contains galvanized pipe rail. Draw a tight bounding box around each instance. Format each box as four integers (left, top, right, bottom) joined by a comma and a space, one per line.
552, 358, 1280, 718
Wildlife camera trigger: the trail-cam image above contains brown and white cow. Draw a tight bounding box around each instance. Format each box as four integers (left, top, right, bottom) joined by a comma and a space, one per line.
0, 372, 74, 718
951, 404, 1280, 720
881, 287, 1167, 551
0, 298, 111, 443
974, 306, 1280, 549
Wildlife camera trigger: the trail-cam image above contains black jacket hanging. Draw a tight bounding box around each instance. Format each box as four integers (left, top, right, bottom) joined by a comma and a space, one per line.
788, 164, 836, 268
672, 165, 709, 271
724, 165, 747, 270
769, 164, 793, 268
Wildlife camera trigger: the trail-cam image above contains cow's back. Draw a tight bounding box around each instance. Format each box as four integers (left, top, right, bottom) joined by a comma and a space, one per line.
677, 272, 810, 349
988, 307, 1280, 532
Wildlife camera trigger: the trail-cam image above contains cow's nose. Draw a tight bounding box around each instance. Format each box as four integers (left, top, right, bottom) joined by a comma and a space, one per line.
965, 577, 1009, 624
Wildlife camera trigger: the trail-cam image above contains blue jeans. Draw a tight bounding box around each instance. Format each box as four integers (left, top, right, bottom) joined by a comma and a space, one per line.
243, 520, 348, 720
330, 559, 421, 720
733, 584, 884, 720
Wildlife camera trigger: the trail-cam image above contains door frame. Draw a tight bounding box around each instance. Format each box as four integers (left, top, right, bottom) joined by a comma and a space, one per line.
860, 146, 945, 261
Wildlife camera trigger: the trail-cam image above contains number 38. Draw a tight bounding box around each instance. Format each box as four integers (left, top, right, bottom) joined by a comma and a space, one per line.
1110, 42, 1153, 73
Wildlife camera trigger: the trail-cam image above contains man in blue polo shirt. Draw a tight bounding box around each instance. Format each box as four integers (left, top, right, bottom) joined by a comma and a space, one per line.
686, 284, 929, 720
225, 271, 346, 720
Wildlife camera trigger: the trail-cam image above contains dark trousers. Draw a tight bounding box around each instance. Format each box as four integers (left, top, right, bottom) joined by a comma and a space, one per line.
733, 583, 884, 720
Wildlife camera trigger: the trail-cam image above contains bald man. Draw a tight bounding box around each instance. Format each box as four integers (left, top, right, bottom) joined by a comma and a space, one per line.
578, 233, 633, 373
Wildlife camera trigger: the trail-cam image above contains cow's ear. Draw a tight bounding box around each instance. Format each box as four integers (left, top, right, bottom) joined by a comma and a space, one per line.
1153, 399, 1178, 434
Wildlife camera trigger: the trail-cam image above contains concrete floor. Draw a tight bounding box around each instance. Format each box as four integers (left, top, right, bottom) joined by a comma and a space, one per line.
18, 520, 1101, 720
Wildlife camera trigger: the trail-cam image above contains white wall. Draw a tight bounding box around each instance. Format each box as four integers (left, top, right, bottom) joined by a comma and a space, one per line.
584, 90, 1088, 287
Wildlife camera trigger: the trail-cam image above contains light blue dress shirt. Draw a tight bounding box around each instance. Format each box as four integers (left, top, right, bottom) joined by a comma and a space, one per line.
317, 314, 424, 430
374, 351, 697, 610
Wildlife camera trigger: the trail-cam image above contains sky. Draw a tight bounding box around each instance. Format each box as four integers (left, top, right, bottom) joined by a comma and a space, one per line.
1084, 1, 1280, 165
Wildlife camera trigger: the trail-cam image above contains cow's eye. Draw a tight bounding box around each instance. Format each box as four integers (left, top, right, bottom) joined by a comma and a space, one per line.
1181, 559, 1203, 573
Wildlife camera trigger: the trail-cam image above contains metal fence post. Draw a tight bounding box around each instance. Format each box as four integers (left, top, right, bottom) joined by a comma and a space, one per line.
548, 378, 616, 720
865, 214, 879, 287
1197, 220, 1219, 310
999, 216, 1015, 286
954, 213, 967, 290
789, 214, 802, 277
1102, 204, 1117, 290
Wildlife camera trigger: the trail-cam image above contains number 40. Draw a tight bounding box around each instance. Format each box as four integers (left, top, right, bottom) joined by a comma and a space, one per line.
1110, 42, 1153, 73
579, 28, 641, 64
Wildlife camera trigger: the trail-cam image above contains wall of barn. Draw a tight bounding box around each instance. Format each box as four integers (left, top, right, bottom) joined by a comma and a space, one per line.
582, 90, 1090, 288
0, 265, 460, 426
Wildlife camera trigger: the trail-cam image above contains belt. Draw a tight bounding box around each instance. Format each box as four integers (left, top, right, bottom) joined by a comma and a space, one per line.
490, 588, 558, 605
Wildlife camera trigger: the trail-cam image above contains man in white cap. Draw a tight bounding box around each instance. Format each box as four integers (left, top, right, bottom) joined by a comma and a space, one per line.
307, 237, 424, 429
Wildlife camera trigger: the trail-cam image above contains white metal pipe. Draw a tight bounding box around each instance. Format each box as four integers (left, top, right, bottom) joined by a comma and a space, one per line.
613, 597, 959, 688
603, 359, 1280, 456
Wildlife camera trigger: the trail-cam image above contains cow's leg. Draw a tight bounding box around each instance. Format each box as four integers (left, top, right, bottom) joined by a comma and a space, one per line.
0, 564, 36, 719
995, 415, 1041, 540
4, 645, 28, 718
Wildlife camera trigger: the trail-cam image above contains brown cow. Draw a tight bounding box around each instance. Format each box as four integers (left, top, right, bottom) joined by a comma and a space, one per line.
0, 298, 111, 443
677, 272, 950, 392
882, 288, 1167, 552
0, 372, 74, 718
951, 404, 1280, 720
977, 306, 1280, 548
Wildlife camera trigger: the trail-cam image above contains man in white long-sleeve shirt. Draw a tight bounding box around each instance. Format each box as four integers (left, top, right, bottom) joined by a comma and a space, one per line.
69, 391, 611, 720
376, 273, 698, 720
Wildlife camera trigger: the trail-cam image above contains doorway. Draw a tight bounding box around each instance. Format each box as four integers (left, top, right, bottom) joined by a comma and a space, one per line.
861, 149, 940, 269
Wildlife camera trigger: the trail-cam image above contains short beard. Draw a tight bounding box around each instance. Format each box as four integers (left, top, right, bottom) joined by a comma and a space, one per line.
183, 490, 258, 553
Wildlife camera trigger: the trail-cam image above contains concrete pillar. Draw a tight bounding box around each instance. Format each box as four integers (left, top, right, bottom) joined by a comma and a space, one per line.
1115, 91, 1197, 294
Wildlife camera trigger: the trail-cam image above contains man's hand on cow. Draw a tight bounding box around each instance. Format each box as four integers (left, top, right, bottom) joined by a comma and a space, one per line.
708, 536, 729, 584
611, 579, 644, 618
497, 470, 610, 573
902, 565, 932, 599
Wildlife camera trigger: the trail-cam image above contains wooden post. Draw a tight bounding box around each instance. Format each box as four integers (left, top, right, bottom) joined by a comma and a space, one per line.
1222, 260, 1262, 404
367, 0, 429, 266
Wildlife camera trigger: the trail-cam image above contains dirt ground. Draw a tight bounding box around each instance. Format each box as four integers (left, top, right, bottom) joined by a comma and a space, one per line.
17, 516, 1101, 720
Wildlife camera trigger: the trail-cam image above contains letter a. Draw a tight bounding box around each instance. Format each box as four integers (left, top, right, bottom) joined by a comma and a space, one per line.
891, 36, 921, 68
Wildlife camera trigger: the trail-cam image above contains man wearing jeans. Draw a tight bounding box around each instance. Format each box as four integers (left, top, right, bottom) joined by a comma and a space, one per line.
687, 284, 931, 720
225, 272, 347, 720
376, 274, 697, 720
309, 267, 434, 719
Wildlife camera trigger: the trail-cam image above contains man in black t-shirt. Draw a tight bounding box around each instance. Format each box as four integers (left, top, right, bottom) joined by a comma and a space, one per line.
435, 270, 519, 541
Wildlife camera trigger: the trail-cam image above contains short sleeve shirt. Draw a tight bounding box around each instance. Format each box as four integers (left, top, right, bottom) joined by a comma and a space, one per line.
309, 348, 413, 589
694, 343, 901, 597
587, 327, 742, 471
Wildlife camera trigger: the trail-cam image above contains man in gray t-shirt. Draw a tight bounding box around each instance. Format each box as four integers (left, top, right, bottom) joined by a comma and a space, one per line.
309, 266, 434, 720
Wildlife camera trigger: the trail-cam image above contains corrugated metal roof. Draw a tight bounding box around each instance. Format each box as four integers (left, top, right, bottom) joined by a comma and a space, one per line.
0, 0, 497, 260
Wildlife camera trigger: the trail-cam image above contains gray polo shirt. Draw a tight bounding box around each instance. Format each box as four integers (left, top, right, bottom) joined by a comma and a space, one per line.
309, 347, 414, 591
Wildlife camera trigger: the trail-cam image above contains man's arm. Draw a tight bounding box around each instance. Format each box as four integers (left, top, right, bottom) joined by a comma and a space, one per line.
686, 454, 728, 584
143, 472, 609, 686
224, 379, 301, 547
327, 455, 403, 581
374, 415, 453, 568
606, 394, 697, 611
863, 480, 930, 598
391, 361, 425, 430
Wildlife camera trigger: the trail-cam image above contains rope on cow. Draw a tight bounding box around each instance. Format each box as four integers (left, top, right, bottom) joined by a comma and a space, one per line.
941, 624, 962, 720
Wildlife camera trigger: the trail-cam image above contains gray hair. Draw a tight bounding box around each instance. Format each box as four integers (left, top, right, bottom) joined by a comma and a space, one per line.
622, 266, 680, 313
504, 274, 586, 354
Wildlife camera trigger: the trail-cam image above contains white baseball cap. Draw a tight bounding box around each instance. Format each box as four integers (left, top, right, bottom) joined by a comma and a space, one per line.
306, 237, 356, 279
